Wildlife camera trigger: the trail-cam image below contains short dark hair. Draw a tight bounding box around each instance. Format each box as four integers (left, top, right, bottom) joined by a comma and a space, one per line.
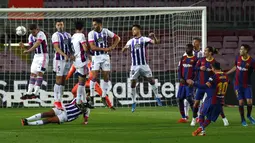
132, 24, 141, 30
206, 46, 218, 55
92, 18, 102, 24
193, 37, 201, 43
75, 21, 84, 30
29, 24, 37, 30
186, 43, 193, 49
212, 62, 221, 70
241, 44, 251, 53
55, 19, 63, 23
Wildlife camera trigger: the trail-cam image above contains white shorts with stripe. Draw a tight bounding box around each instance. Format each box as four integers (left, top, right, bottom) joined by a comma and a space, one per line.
31, 54, 49, 74
52, 107, 68, 123
130, 64, 153, 80
91, 54, 110, 71
53, 59, 71, 76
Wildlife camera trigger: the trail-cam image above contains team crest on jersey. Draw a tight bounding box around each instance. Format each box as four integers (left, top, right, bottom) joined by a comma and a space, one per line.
96, 37, 104, 44
134, 43, 141, 49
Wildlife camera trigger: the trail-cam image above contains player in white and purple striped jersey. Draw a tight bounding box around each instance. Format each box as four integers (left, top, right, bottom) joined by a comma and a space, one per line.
52, 19, 72, 110
122, 24, 162, 112
20, 24, 49, 100
88, 18, 120, 105
21, 98, 91, 126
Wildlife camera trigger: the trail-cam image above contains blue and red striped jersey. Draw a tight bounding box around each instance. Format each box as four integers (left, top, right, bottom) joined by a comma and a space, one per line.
178, 55, 197, 85
196, 57, 216, 84
205, 72, 229, 104
235, 56, 255, 87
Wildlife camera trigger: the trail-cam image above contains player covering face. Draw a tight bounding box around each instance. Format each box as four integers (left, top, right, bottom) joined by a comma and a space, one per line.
226, 44, 255, 126
191, 46, 229, 126
122, 24, 161, 112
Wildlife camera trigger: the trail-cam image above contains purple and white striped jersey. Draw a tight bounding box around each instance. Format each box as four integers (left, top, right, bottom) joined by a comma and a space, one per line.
64, 103, 82, 122
28, 31, 48, 54
183, 49, 204, 58
88, 28, 116, 56
126, 36, 152, 66
71, 33, 87, 68
52, 32, 71, 60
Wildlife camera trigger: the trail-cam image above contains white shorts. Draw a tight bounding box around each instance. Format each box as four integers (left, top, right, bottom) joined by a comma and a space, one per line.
31, 54, 49, 74
53, 59, 71, 76
52, 108, 68, 123
91, 54, 110, 71
130, 64, 153, 80
76, 65, 88, 76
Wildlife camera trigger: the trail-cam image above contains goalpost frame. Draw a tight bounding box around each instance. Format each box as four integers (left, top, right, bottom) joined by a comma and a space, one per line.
0, 7, 207, 52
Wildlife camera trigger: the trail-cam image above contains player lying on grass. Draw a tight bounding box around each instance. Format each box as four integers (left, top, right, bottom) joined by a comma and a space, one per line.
122, 24, 162, 112
191, 46, 229, 126
21, 98, 91, 126
186, 62, 228, 136
66, 56, 116, 110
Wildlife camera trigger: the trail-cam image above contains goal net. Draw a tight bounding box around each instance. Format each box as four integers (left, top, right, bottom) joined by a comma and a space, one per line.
0, 7, 206, 108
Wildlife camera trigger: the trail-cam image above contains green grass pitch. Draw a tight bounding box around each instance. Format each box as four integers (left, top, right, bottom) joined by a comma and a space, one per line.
0, 107, 254, 143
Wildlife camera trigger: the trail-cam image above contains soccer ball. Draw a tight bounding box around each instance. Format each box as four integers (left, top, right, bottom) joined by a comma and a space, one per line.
16, 26, 27, 36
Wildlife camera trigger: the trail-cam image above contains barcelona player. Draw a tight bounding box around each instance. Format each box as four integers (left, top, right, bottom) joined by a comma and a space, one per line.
226, 44, 255, 126
187, 62, 229, 136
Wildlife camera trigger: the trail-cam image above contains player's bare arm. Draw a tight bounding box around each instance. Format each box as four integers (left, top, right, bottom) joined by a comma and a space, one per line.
109, 35, 121, 50
89, 42, 110, 52
122, 45, 129, 52
149, 32, 160, 44
53, 43, 69, 61
226, 66, 236, 75
82, 43, 88, 52
23, 40, 41, 53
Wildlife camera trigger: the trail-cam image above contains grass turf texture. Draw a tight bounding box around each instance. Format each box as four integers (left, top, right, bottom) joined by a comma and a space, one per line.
0, 107, 254, 143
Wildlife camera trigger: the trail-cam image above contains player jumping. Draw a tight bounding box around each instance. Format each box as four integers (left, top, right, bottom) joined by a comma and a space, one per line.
191, 46, 229, 126
20, 24, 49, 100
88, 18, 120, 105
226, 44, 255, 126
122, 24, 162, 112
187, 62, 229, 136
21, 98, 91, 126
52, 19, 72, 109
66, 56, 116, 110
177, 44, 197, 123
71, 21, 88, 105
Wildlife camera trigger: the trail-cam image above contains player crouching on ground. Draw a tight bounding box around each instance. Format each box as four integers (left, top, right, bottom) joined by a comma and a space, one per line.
21, 98, 92, 126
186, 62, 229, 136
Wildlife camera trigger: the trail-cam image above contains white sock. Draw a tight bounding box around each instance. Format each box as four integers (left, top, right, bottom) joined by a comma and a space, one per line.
77, 84, 86, 104
90, 80, 96, 97
61, 85, 65, 96
53, 84, 60, 102
131, 88, 136, 104
58, 85, 63, 102
33, 86, 40, 95
27, 120, 44, 125
184, 99, 190, 117
27, 84, 34, 94
151, 84, 159, 98
33, 76, 43, 95
101, 81, 109, 98
26, 113, 42, 121
81, 86, 87, 103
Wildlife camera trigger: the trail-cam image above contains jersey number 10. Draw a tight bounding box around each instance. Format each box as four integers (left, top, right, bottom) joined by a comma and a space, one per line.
216, 82, 228, 95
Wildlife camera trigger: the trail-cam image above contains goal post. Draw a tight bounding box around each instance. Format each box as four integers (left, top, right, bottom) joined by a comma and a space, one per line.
0, 7, 206, 108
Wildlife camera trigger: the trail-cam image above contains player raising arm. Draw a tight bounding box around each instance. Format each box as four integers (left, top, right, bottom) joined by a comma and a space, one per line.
88, 18, 120, 105
187, 62, 229, 136
52, 19, 72, 109
122, 24, 161, 112
20, 24, 49, 100
226, 44, 255, 126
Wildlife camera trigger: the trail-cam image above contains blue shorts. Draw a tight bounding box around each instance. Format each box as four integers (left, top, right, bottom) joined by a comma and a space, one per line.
200, 101, 222, 122
235, 86, 253, 100
177, 85, 194, 100
195, 88, 206, 100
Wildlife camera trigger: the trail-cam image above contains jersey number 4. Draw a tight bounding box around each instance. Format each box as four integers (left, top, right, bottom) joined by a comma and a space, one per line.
216, 82, 228, 95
